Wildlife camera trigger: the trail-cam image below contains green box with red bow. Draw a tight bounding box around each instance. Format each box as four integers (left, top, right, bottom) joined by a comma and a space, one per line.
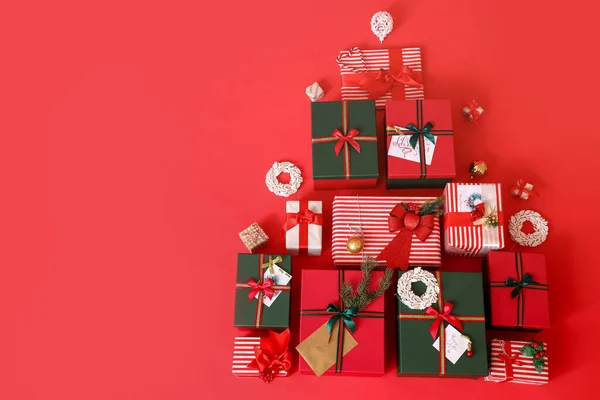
233, 254, 292, 329
396, 270, 488, 377
311, 100, 378, 189
385, 100, 456, 188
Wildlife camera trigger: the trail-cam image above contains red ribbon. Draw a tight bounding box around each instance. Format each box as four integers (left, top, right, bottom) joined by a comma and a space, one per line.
248, 329, 292, 382
424, 302, 464, 339
283, 201, 323, 255
498, 340, 523, 382
510, 179, 534, 200
466, 100, 482, 119
332, 128, 361, 156
376, 203, 434, 270
349, 66, 423, 100
246, 278, 275, 302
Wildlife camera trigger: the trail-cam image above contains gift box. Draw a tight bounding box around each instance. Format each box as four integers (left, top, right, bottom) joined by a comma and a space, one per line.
486, 339, 549, 385
233, 254, 291, 328
385, 100, 456, 188
297, 269, 385, 376
332, 196, 442, 268
232, 330, 291, 381
311, 100, 378, 189
337, 47, 425, 108
239, 222, 268, 252
443, 183, 506, 256
285, 200, 323, 255
486, 251, 550, 330
397, 271, 488, 377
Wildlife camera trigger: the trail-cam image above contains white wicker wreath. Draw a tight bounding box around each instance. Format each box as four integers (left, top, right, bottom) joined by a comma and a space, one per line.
397, 267, 440, 310
509, 210, 549, 247
265, 162, 303, 197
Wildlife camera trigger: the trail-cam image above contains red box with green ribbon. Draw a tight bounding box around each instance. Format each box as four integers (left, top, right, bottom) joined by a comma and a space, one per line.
233, 254, 291, 329
311, 100, 378, 189
396, 271, 488, 377
385, 100, 455, 188
297, 269, 385, 376
486, 251, 550, 330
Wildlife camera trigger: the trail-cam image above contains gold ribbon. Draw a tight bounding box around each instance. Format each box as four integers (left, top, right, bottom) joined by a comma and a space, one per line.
261, 255, 282, 274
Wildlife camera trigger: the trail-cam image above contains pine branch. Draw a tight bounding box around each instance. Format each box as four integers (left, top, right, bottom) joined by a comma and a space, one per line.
339, 257, 393, 311
340, 282, 354, 305
356, 257, 376, 296
419, 196, 444, 216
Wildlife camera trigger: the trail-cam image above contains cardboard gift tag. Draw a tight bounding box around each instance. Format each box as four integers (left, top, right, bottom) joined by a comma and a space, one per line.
432, 325, 470, 364
388, 134, 435, 165
255, 265, 292, 307
296, 321, 358, 376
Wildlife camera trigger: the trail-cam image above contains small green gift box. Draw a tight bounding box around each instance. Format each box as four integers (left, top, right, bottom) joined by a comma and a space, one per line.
396, 270, 488, 377
233, 254, 292, 328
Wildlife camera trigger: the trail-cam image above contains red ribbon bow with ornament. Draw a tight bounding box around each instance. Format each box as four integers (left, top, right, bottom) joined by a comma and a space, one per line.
248, 329, 292, 383
332, 128, 361, 156
377, 198, 442, 270
424, 302, 464, 339
511, 179, 534, 200
353, 66, 423, 100
246, 278, 276, 302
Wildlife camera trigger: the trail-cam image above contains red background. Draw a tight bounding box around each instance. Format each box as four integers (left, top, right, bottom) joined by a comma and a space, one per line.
1, 1, 598, 399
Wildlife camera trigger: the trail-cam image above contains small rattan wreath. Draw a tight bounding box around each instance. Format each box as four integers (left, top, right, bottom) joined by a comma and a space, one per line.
397, 267, 440, 310
509, 210, 549, 247
265, 162, 303, 197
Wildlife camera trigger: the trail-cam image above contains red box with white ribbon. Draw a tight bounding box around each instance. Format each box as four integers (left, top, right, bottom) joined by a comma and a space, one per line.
332, 196, 441, 267
443, 183, 505, 256
337, 47, 425, 109
486, 339, 549, 385
285, 200, 322, 256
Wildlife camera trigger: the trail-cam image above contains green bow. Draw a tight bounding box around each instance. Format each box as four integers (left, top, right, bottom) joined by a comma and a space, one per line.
326, 303, 358, 335
405, 122, 436, 149
505, 273, 543, 298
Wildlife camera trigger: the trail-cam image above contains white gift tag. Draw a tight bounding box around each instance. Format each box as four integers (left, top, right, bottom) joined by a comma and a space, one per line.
255, 265, 292, 307
432, 325, 469, 364
388, 134, 435, 165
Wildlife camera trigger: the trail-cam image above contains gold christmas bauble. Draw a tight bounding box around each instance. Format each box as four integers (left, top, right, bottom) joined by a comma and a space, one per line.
346, 236, 364, 253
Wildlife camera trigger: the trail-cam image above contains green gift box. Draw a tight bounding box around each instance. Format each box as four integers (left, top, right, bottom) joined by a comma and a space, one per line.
311, 100, 378, 189
396, 271, 488, 377
234, 254, 292, 329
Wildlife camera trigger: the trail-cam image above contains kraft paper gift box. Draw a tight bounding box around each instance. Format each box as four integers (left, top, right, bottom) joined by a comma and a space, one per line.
486, 339, 549, 385
332, 196, 442, 268
385, 100, 456, 188
396, 271, 488, 377
443, 183, 506, 256
297, 269, 385, 376
337, 47, 425, 108
311, 100, 378, 189
284, 200, 322, 256
233, 254, 291, 329
486, 251, 550, 330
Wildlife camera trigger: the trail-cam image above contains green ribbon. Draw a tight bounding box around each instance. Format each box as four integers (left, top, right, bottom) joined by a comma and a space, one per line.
326, 303, 358, 334
505, 273, 545, 298
405, 122, 436, 149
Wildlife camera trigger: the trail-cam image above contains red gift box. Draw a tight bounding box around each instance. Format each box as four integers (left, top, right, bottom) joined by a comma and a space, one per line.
487, 251, 550, 329
298, 269, 385, 376
385, 100, 455, 188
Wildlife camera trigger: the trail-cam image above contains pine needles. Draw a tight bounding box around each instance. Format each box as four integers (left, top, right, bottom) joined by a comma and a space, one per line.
340, 257, 393, 311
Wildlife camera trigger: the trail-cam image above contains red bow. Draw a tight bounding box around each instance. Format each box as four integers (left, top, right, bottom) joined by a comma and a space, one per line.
424, 302, 464, 339
248, 329, 292, 383
355, 66, 423, 100
467, 100, 482, 118
511, 179, 534, 200
498, 352, 523, 366
332, 128, 361, 156
284, 208, 322, 230
376, 203, 434, 270
246, 278, 275, 302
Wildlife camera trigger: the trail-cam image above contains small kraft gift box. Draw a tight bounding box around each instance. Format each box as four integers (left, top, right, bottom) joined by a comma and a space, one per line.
233, 254, 292, 329
311, 100, 378, 189
296, 266, 389, 377
332, 196, 442, 269
486, 339, 549, 385
337, 47, 425, 108
486, 251, 550, 330
396, 270, 488, 377
443, 183, 506, 256
284, 200, 322, 256
385, 100, 456, 188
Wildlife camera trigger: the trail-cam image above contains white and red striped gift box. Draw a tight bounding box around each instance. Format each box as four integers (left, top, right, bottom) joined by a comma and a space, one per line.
443, 183, 505, 257
337, 47, 425, 109
486, 339, 549, 385
332, 196, 441, 266
232, 337, 289, 378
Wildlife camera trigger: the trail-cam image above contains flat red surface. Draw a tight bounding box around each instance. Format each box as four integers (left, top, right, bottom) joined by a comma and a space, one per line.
0, 1, 598, 399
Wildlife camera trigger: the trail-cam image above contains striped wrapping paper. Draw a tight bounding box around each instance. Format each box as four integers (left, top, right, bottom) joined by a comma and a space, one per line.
337, 47, 425, 108
486, 339, 549, 385
232, 337, 289, 378
443, 183, 505, 257
332, 196, 441, 266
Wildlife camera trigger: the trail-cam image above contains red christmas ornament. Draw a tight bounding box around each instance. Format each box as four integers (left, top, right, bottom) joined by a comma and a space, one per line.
539, 350, 546, 357
534, 353, 541, 359
532, 342, 539, 349
467, 350, 473, 357
407, 203, 421, 213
